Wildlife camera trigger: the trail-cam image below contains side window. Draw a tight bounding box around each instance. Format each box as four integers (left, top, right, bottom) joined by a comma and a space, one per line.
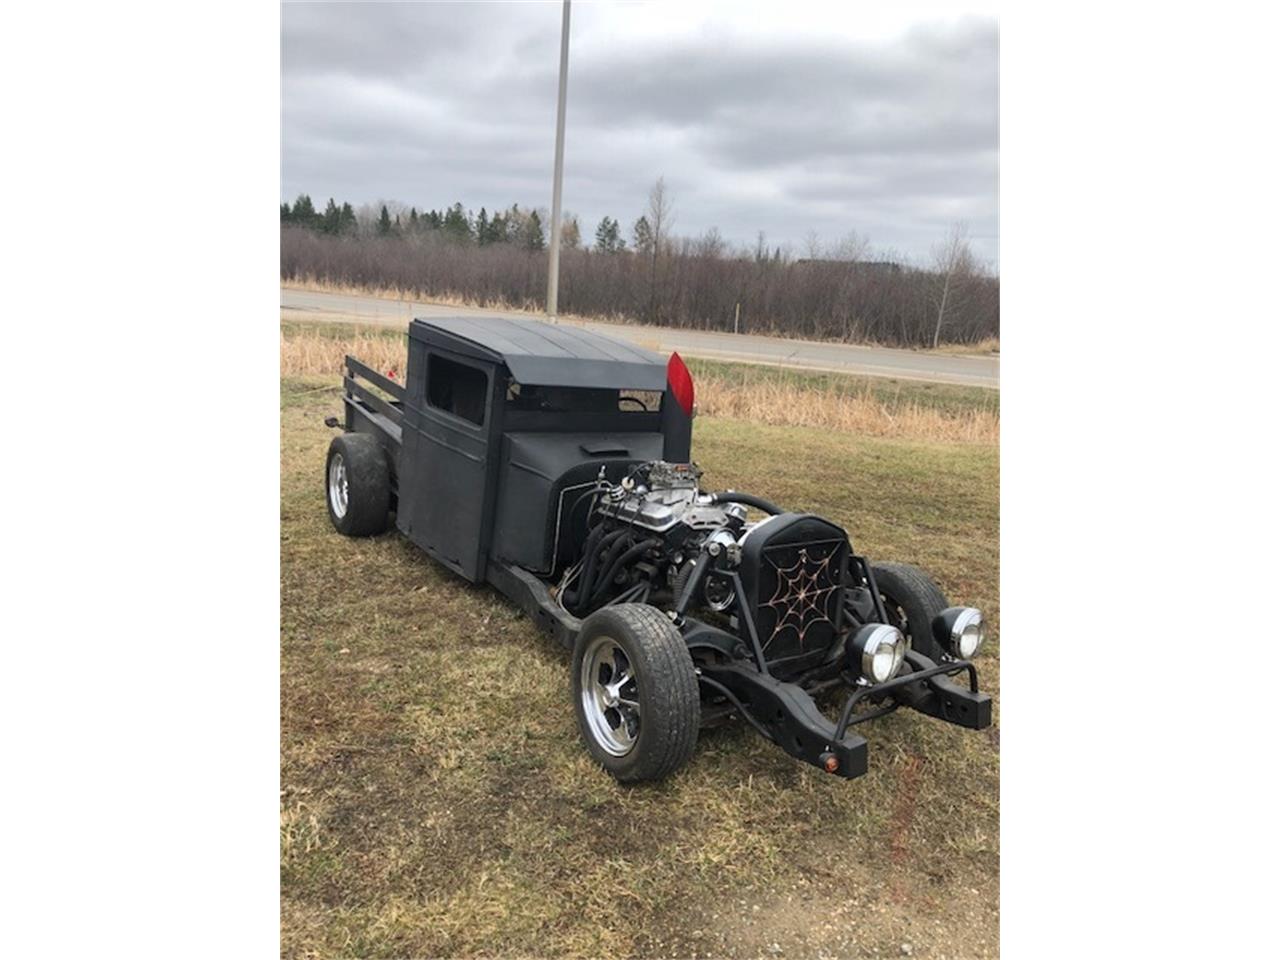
426, 354, 488, 426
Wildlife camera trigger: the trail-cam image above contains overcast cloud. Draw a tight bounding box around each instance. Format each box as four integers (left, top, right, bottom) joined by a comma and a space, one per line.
282, 2, 998, 266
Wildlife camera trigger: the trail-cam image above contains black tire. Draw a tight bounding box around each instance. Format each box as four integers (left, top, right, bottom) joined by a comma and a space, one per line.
325, 433, 391, 537
571, 604, 700, 783
870, 562, 950, 662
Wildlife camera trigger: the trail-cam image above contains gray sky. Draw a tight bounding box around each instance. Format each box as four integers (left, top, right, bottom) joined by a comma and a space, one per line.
282, 1, 998, 267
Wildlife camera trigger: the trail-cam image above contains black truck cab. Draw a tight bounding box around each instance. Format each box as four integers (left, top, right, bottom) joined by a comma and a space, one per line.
348, 315, 693, 583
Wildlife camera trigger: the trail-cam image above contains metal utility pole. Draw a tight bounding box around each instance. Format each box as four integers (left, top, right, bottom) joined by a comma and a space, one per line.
545, 0, 572, 320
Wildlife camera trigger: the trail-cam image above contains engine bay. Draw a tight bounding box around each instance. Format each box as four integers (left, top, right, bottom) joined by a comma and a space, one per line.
554, 461, 855, 678
557, 461, 751, 614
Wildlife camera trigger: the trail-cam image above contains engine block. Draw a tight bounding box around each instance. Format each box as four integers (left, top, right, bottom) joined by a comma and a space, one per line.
596, 462, 739, 534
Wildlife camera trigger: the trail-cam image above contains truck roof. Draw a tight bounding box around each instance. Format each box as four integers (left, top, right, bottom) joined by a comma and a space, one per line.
410, 315, 669, 391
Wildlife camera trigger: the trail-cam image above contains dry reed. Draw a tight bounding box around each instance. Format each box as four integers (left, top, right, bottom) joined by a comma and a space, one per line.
280, 329, 408, 380
695, 377, 998, 443
280, 329, 998, 444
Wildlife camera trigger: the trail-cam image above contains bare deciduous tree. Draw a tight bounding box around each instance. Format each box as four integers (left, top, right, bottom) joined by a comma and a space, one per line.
561, 213, 581, 250
697, 226, 726, 258
647, 176, 675, 252
281, 214, 999, 349
644, 176, 675, 322
930, 222, 976, 348
832, 229, 869, 262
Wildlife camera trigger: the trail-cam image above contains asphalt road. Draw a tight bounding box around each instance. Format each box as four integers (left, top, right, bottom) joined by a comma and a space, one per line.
281, 286, 999, 389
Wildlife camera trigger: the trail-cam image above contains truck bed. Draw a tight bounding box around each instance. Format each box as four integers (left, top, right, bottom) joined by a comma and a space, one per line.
342, 355, 404, 474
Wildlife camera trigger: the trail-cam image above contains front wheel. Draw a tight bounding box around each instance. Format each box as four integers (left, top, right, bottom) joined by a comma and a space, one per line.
870, 562, 950, 662
571, 604, 700, 783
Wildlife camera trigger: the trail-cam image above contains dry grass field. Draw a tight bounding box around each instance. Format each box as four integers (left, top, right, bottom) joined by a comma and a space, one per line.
280, 324, 999, 958
280, 322, 999, 444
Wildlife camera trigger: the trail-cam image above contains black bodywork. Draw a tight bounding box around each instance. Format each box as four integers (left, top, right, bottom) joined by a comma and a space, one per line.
335, 315, 991, 780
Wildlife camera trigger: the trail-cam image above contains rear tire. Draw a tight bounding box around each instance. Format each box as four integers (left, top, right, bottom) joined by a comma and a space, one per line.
870, 562, 950, 662
572, 604, 700, 783
325, 434, 390, 537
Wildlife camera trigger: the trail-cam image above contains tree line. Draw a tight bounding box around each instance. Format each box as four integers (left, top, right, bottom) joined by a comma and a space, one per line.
282, 196, 552, 249
280, 179, 998, 347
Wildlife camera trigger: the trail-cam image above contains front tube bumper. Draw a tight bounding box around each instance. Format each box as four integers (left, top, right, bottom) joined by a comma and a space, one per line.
698, 661, 870, 779
834, 650, 992, 740
699, 650, 991, 780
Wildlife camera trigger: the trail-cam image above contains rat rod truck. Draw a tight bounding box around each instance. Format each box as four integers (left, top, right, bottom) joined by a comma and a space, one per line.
324, 315, 992, 782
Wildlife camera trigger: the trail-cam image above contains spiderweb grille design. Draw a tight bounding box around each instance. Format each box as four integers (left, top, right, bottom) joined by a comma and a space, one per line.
757, 536, 846, 656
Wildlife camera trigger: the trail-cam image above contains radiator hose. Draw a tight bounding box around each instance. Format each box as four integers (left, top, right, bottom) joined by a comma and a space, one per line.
708, 491, 783, 515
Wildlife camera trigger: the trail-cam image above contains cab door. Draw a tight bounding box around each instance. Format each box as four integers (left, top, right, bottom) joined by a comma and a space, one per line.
397, 347, 500, 581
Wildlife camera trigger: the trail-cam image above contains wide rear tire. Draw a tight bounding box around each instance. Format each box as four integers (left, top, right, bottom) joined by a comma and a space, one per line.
572, 604, 700, 783
870, 562, 950, 662
325, 433, 391, 537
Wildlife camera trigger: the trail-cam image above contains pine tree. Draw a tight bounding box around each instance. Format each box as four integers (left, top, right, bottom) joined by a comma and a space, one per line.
292, 194, 317, 228
280, 201, 291, 223
632, 215, 653, 255
322, 198, 341, 234
409, 207, 419, 231
475, 207, 490, 245
340, 203, 357, 234
524, 210, 545, 250
489, 212, 507, 243
443, 202, 472, 242
595, 216, 624, 253
377, 205, 392, 236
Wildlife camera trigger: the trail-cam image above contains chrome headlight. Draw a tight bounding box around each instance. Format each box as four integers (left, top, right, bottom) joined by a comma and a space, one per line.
933, 607, 985, 659
849, 623, 907, 684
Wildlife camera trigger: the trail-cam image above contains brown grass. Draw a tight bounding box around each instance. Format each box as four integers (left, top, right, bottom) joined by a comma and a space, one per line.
279, 326, 999, 444
281, 372, 999, 959
284, 276, 458, 305
280, 328, 408, 380
695, 376, 998, 443
930, 337, 1001, 356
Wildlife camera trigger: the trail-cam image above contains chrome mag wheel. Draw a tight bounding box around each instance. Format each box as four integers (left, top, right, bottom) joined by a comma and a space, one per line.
328, 453, 349, 519
579, 635, 641, 756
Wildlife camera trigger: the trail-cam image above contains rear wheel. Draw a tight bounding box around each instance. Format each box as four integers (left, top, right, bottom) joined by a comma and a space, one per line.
325, 433, 390, 536
870, 562, 950, 662
572, 604, 700, 782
